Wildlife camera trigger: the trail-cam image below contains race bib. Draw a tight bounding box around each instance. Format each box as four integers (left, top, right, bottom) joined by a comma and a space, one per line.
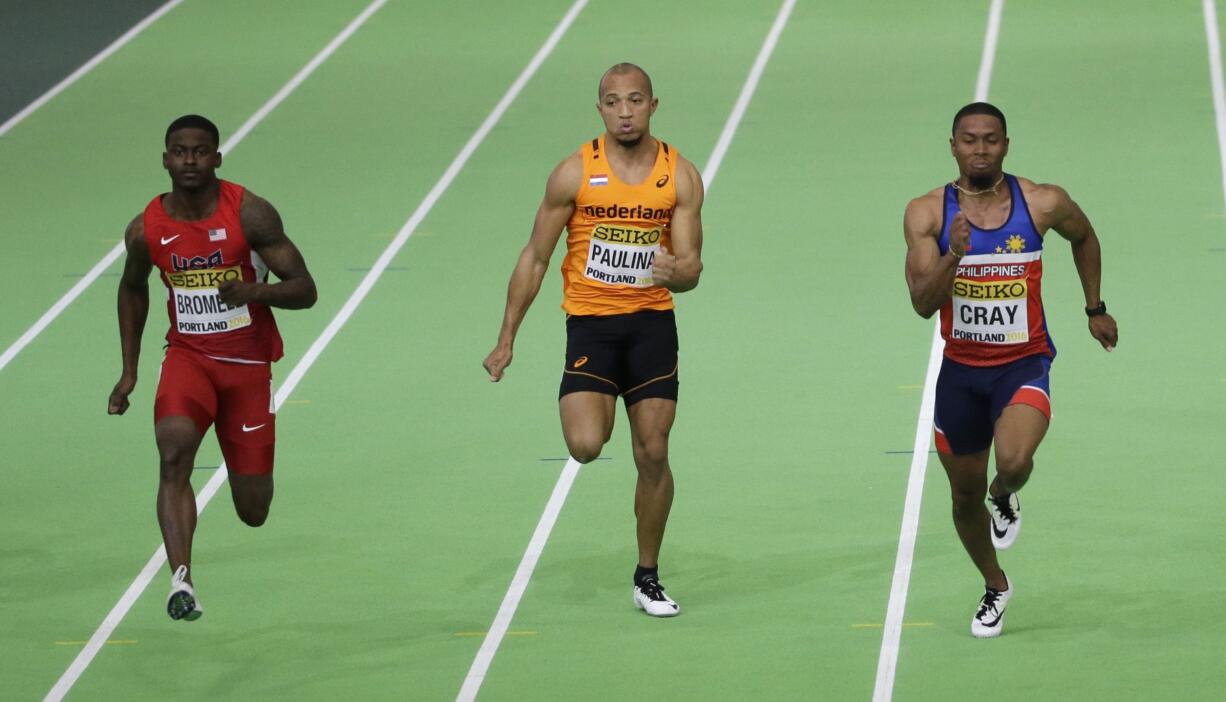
166, 266, 252, 335
951, 278, 1029, 344
583, 224, 661, 287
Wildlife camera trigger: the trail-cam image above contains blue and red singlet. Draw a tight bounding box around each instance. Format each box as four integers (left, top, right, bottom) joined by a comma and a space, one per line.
932, 174, 1057, 455
938, 174, 1055, 367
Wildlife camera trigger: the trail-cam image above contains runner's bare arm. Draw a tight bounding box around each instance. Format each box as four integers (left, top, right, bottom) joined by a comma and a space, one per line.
904, 193, 965, 318
653, 157, 704, 292
109, 215, 152, 415
220, 191, 318, 310
1035, 184, 1118, 350
483, 153, 581, 382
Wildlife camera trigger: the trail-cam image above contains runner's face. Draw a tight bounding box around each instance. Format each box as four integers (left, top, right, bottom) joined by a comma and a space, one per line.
597, 72, 657, 146
950, 114, 1008, 181
163, 128, 221, 191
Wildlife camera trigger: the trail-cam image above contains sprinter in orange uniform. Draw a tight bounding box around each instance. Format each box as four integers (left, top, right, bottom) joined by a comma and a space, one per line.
904, 103, 1118, 637
484, 64, 704, 617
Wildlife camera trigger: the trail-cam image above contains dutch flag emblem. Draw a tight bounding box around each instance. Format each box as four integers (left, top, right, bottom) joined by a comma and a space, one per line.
589, 174, 609, 186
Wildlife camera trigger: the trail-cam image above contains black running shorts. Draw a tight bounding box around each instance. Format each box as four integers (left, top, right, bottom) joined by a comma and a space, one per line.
559, 309, 679, 406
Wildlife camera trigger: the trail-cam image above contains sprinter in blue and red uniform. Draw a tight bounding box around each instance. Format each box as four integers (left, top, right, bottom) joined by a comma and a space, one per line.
108, 115, 317, 621
903, 103, 1118, 638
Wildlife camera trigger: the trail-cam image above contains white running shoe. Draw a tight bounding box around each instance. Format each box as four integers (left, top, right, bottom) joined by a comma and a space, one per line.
988, 492, 1021, 550
633, 576, 680, 617
971, 576, 1012, 638
167, 565, 203, 621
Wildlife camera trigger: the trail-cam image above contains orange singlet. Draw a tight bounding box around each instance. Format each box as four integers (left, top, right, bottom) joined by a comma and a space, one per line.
561, 135, 678, 316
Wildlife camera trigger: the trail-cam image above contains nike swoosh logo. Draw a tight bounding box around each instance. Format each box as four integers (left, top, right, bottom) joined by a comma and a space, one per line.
981, 609, 1004, 627
160, 235, 180, 245
992, 522, 1009, 539
241, 423, 266, 432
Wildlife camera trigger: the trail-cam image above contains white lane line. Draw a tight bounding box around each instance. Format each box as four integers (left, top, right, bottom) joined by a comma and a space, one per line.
0, 244, 127, 372
44, 0, 586, 698
0, 0, 389, 374
455, 459, 583, 702
871, 1, 1004, 700
701, 0, 797, 191
974, 0, 1005, 108
455, 2, 797, 699
1204, 0, 1226, 212
0, 0, 185, 138
43, 474, 229, 702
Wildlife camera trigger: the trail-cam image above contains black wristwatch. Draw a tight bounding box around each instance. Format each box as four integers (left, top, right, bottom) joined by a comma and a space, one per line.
1085, 300, 1107, 317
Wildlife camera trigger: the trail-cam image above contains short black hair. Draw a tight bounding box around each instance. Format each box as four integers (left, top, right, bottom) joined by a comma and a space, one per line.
598, 62, 653, 99
952, 102, 1006, 136
165, 114, 219, 147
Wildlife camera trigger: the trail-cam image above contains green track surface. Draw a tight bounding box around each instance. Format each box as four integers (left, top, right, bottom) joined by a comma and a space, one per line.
1, 1, 1223, 700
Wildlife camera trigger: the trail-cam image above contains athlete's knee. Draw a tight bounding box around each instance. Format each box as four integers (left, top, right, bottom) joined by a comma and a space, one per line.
632, 435, 669, 469
949, 480, 986, 517
994, 448, 1034, 486
237, 504, 269, 527
158, 445, 195, 481
567, 437, 604, 464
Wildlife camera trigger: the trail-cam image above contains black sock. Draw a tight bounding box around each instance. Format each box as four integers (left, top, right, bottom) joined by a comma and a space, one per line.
634, 565, 658, 586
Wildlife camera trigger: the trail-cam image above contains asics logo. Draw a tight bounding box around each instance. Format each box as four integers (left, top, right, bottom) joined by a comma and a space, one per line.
241, 423, 266, 432
573, 356, 589, 369
655, 174, 670, 188
161, 235, 181, 245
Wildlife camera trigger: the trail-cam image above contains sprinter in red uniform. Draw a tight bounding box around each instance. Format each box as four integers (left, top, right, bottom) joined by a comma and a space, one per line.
903, 103, 1117, 638
108, 115, 317, 621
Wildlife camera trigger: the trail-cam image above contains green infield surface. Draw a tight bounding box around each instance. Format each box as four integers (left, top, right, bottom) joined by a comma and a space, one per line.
1, 1, 1223, 700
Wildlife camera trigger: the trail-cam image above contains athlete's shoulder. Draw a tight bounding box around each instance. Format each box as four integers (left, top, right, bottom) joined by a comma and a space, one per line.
904, 186, 945, 236
124, 212, 145, 242
674, 153, 699, 178
239, 187, 271, 212
674, 155, 704, 204
123, 212, 151, 262
240, 189, 285, 245
1016, 176, 1074, 223
544, 150, 584, 203
1016, 176, 1070, 203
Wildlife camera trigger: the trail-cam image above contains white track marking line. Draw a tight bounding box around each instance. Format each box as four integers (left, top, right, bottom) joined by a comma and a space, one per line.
974, 0, 1004, 109
455, 458, 582, 702
455, 2, 796, 700
43, 476, 228, 702
701, 0, 797, 191
45, 0, 584, 696
0, 0, 389, 374
871, 1, 1004, 700
0, 0, 185, 138
1204, 0, 1226, 211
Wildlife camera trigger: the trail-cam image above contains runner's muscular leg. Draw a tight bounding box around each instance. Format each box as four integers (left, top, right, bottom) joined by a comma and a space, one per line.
229, 474, 273, 527
990, 404, 1048, 497
560, 391, 616, 463
938, 448, 1007, 590
155, 416, 204, 582
626, 398, 676, 569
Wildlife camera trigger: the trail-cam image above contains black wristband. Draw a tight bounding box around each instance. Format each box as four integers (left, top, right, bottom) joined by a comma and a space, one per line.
1085, 300, 1107, 317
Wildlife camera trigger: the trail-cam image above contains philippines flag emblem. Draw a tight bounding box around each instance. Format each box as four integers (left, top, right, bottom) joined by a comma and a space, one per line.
589, 174, 609, 186
208, 228, 227, 242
